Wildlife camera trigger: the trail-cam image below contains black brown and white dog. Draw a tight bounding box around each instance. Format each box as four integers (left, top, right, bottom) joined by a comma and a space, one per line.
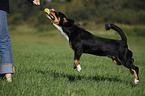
44, 8, 139, 84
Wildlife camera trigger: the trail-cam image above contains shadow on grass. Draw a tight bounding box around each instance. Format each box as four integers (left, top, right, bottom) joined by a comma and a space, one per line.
35, 69, 136, 87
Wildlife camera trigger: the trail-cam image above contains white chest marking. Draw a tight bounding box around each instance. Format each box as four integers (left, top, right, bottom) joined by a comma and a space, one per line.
53, 23, 69, 41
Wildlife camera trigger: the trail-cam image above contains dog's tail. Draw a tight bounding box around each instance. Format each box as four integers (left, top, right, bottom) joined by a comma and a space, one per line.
105, 24, 127, 43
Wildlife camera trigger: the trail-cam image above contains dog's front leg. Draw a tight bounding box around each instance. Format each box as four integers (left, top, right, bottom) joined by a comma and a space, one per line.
74, 50, 82, 72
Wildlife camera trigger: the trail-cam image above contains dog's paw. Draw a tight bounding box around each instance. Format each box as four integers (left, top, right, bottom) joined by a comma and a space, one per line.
135, 78, 139, 84
77, 65, 81, 72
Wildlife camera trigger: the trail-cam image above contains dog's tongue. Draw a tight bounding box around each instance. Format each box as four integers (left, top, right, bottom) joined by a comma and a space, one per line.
44, 8, 50, 14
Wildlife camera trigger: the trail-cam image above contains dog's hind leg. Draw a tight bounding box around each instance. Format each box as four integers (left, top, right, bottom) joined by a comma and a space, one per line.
129, 58, 134, 74
127, 61, 139, 84
129, 59, 139, 84
127, 50, 139, 84
108, 56, 122, 65
74, 50, 83, 72
121, 56, 139, 84
112, 56, 122, 65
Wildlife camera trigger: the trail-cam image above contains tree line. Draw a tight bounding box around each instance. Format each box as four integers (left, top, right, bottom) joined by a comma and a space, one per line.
8, 0, 145, 25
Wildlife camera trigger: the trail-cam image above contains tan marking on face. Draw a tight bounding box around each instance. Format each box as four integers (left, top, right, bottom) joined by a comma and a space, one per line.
50, 11, 60, 25
131, 69, 138, 79
74, 60, 80, 66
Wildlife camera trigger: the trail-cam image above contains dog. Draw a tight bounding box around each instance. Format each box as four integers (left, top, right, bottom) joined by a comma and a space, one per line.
44, 8, 139, 84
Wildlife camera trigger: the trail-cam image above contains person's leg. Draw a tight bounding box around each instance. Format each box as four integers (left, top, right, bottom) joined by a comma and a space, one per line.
0, 10, 15, 82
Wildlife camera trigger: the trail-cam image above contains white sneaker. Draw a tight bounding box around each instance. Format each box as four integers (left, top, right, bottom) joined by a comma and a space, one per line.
77, 65, 81, 72
5, 74, 12, 82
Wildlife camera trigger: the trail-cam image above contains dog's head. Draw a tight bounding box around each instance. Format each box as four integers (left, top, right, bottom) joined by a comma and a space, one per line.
44, 8, 74, 27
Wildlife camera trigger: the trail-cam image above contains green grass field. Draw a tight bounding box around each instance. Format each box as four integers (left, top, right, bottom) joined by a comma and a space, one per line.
0, 25, 145, 96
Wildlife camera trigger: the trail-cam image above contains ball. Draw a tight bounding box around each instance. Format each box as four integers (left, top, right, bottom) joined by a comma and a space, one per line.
44, 8, 50, 14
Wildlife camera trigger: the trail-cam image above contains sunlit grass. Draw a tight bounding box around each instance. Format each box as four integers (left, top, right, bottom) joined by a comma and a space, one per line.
0, 25, 145, 96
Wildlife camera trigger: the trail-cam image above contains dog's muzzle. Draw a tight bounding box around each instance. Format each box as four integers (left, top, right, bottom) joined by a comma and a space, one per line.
44, 8, 55, 21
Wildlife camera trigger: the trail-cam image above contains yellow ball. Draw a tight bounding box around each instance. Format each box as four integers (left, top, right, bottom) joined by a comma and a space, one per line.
44, 8, 50, 14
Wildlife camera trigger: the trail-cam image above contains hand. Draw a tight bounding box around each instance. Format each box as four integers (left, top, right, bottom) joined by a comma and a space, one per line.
33, 0, 40, 5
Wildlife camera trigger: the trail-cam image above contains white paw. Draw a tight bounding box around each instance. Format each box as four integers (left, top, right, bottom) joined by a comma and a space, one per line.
77, 65, 81, 72
135, 78, 139, 84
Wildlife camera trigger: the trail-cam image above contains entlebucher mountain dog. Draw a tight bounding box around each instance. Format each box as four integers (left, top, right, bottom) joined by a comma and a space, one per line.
44, 8, 139, 84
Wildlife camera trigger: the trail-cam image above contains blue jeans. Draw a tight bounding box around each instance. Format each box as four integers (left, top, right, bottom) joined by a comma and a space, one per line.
0, 10, 15, 74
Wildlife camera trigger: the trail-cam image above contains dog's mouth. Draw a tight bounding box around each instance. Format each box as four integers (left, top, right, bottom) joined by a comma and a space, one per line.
44, 8, 55, 20
44, 8, 60, 25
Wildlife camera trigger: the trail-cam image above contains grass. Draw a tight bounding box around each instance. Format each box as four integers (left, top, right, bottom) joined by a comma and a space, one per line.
0, 25, 145, 96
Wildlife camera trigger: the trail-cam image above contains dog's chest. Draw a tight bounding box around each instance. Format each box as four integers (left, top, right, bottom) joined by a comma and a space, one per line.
53, 23, 69, 41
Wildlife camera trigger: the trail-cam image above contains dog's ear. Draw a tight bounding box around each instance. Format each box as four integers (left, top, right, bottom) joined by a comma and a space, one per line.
63, 18, 74, 26
66, 18, 74, 24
